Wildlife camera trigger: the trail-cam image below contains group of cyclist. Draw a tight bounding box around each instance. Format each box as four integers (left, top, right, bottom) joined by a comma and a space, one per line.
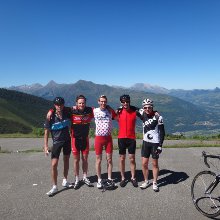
44, 94, 165, 196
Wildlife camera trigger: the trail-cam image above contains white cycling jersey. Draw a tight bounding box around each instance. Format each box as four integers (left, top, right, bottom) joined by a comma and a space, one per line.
93, 108, 113, 136
139, 109, 164, 144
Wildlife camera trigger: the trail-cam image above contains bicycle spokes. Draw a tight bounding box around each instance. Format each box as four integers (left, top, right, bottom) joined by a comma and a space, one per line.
191, 171, 220, 218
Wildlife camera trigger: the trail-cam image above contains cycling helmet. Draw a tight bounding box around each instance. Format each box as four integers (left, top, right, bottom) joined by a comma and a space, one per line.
53, 97, 65, 105
120, 94, 130, 102
142, 98, 153, 106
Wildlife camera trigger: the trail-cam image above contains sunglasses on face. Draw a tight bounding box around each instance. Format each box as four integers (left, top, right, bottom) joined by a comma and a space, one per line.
121, 100, 130, 104
143, 106, 152, 109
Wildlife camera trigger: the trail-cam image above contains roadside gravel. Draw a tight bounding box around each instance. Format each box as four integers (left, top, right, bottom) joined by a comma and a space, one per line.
0, 138, 220, 152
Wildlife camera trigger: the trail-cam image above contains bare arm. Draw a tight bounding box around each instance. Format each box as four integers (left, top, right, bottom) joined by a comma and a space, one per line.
44, 128, 50, 156
106, 105, 118, 120
46, 109, 54, 120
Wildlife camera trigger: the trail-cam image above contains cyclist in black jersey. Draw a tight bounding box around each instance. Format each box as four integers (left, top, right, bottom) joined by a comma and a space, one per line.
46, 95, 94, 189
44, 97, 72, 196
139, 98, 165, 192
70, 95, 94, 189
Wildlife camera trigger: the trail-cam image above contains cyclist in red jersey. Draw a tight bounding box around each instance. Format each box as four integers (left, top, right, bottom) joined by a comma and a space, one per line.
116, 94, 141, 188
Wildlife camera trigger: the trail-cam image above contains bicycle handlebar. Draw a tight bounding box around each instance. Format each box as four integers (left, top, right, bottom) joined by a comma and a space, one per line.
202, 151, 220, 168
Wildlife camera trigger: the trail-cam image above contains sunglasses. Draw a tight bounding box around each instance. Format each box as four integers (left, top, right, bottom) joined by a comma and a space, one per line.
143, 106, 152, 109
121, 100, 130, 104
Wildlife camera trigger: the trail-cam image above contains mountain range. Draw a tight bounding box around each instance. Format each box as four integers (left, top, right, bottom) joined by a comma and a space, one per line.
131, 83, 220, 114
6, 80, 220, 135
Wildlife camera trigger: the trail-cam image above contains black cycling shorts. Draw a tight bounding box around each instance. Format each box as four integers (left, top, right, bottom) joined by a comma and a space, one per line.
141, 141, 159, 159
118, 138, 136, 155
51, 140, 71, 159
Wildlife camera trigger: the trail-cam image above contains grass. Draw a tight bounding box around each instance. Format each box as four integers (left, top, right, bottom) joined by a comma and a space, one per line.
0, 133, 37, 138
0, 148, 43, 154
163, 144, 220, 148
0, 149, 11, 153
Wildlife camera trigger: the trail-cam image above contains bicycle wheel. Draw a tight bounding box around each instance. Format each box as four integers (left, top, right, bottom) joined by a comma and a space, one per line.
191, 170, 220, 218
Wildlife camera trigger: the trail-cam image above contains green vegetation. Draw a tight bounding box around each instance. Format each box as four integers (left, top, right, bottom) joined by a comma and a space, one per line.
0, 149, 11, 153
0, 88, 52, 134
164, 143, 220, 148
165, 133, 220, 141
0, 148, 43, 154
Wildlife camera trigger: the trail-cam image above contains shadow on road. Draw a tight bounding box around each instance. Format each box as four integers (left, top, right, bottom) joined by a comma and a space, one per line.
88, 169, 189, 188
157, 169, 189, 187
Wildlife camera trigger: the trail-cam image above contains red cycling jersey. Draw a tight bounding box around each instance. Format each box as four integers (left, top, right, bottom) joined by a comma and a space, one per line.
117, 108, 137, 139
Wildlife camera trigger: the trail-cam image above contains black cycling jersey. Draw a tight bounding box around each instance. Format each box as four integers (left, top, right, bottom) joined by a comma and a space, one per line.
70, 106, 94, 138
141, 111, 165, 146
44, 110, 71, 144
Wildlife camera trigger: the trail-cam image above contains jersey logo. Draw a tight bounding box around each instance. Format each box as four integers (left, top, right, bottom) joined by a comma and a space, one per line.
147, 133, 153, 140
51, 119, 70, 130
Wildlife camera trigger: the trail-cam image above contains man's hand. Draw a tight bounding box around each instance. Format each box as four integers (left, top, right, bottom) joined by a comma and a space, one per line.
44, 145, 50, 157
116, 106, 123, 114
155, 146, 162, 155
46, 110, 53, 120
106, 105, 113, 111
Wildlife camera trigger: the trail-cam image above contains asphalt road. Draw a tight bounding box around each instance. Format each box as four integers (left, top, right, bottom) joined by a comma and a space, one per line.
1, 138, 220, 220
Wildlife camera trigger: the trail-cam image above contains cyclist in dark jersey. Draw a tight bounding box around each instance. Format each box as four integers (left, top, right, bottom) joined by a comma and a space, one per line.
116, 94, 142, 188
44, 97, 72, 196
46, 95, 93, 189
139, 98, 165, 192
71, 95, 93, 188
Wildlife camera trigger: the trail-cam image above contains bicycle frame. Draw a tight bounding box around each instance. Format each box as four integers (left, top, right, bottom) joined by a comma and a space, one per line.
205, 176, 219, 195
191, 151, 220, 218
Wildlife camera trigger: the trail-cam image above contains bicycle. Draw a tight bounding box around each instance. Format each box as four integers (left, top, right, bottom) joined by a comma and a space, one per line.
191, 151, 220, 218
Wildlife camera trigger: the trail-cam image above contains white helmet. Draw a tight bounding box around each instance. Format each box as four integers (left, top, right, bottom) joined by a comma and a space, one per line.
142, 98, 153, 106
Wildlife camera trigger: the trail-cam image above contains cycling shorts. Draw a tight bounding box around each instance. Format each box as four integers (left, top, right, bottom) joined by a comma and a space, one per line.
71, 136, 89, 155
51, 140, 71, 159
94, 135, 113, 155
141, 141, 160, 159
118, 138, 136, 155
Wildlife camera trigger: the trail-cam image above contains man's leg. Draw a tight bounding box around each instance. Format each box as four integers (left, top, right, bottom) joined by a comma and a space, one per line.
82, 154, 88, 177
73, 154, 80, 182
51, 158, 59, 185
106, 153, 113, 180
119, 154, 126, 180
129, 154, 136, 180
63, 154, 70, 179
141, 157, 149, 181
152, 158, 159, 191
96, 154, 102, 180
152, 159, 159, 182
46, 158, 59, 195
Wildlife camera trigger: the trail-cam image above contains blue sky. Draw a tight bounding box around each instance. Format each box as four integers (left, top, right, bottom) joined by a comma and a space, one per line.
0, 0, 220, 90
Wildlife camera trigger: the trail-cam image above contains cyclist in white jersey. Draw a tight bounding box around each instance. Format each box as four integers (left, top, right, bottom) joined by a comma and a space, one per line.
93, 95, 117, 189
139, 98, 165, 192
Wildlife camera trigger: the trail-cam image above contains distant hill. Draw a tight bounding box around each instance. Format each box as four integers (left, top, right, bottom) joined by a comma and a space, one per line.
130, 83, 220, 113
130, 83, 170, 94
7, 80, 220, 134
0, 88, 52, 133
168, 88, 220, 115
